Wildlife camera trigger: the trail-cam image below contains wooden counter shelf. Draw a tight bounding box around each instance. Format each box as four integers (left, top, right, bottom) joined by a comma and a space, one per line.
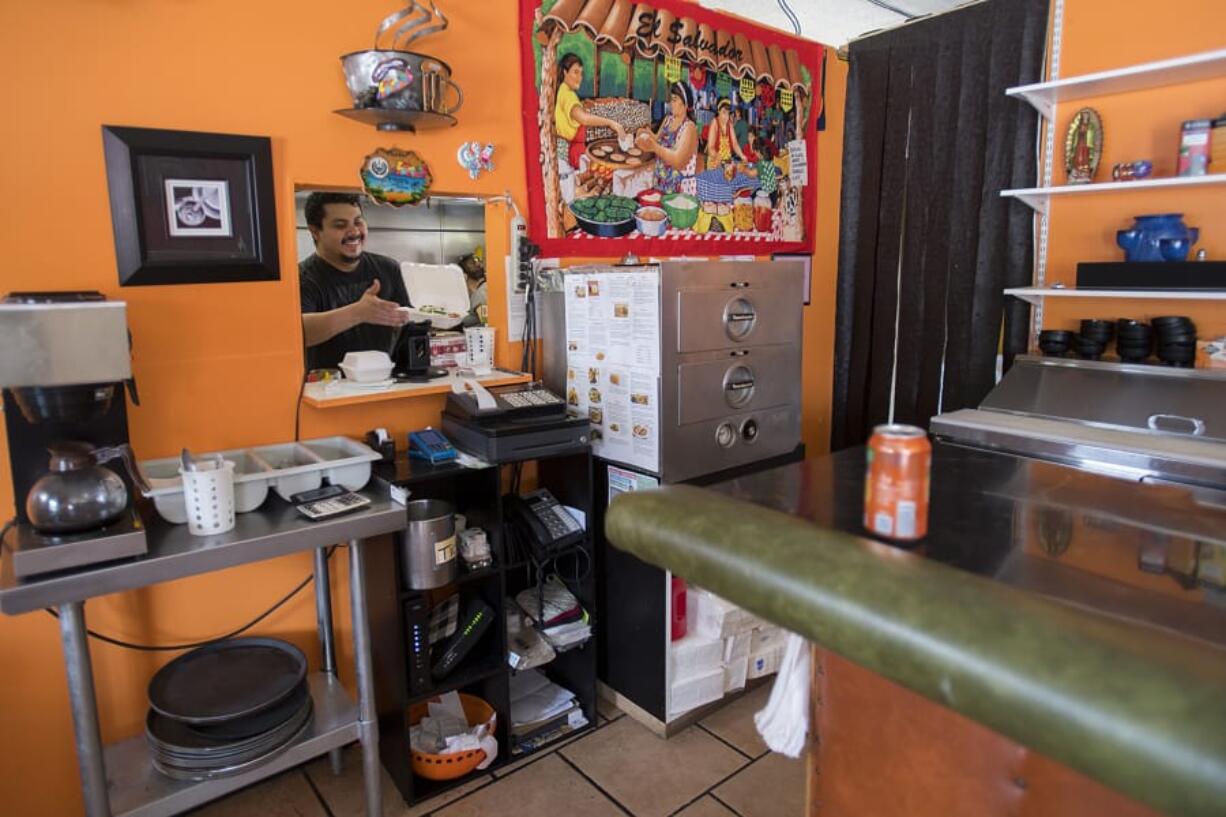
301, 369, 532, 409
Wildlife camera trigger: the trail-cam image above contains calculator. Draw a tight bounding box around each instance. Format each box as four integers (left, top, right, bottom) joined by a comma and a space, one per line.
295, 491, 372, 520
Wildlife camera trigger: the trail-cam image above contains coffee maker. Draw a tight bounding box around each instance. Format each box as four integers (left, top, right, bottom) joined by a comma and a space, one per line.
0, 292, 148, 578
392, 319, 447, 382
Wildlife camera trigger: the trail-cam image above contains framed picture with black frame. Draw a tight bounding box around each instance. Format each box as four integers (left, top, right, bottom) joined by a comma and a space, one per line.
102, 126, 280, 286
772, 253, 813, 305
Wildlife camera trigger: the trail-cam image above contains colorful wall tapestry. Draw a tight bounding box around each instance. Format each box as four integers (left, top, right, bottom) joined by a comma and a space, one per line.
520, 0, 823, 256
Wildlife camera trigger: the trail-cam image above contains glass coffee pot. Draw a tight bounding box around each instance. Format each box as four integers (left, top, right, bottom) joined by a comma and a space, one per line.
25, 441, 148, 534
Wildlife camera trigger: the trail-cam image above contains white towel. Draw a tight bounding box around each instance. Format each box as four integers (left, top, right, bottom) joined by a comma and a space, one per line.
753, 633, 810, 757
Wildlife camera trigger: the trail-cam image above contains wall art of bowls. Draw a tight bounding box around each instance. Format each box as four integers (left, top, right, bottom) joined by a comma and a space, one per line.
1064, 107, 1103, 185
360, 148, 432, 207
1115, 213, 1199, 263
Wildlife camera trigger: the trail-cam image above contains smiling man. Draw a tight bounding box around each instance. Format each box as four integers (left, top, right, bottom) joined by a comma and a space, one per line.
299, 192, 411, 371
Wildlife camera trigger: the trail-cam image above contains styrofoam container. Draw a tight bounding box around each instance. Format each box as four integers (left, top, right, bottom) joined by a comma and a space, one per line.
401, 262, 471, 329
339, 351, 394, 383
668, 667, 725, 718
669, 634, 724, 681
139, 436, 380, 522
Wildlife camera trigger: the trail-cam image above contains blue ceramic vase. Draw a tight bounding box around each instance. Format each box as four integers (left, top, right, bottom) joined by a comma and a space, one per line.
1116, 213, 1199, 262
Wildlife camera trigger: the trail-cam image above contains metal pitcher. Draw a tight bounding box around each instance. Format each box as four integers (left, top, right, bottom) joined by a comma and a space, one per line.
26, 441, 149, 534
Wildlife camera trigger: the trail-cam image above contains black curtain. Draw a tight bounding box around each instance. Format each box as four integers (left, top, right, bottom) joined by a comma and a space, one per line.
830, 0, 1047, 451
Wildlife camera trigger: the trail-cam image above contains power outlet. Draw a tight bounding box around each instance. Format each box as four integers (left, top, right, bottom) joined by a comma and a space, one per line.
507, 215, 527, 294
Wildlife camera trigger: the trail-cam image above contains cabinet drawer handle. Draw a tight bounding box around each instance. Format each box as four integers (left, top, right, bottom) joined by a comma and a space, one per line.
1146, 414, 1206, 436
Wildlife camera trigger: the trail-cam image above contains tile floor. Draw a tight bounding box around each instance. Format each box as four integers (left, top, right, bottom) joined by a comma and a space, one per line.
194, 683, 805, 817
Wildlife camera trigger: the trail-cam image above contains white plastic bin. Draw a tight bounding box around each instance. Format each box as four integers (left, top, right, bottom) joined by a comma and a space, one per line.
140, 449, 271, 523
139, 436, 379, 523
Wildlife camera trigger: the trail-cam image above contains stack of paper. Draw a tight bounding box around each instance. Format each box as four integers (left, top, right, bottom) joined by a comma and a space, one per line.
515, 576, 592, 651
508, 669, 588, 748
506, 599, 557, 672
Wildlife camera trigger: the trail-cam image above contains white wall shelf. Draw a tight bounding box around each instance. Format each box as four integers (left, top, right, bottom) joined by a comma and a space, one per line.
1001, 173, 1226, 215
1005, 287, 1226, 306
1006, 47, 1226, 119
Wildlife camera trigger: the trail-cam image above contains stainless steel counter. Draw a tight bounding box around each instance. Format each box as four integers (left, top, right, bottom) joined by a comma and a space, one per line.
0, 488, 404, 614
0, 490, 406, 817
710, 442, 1226, 650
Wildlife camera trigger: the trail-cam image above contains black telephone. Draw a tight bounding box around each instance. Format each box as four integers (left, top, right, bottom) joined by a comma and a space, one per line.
505, 488, 584, 561
446, 383, 566, 421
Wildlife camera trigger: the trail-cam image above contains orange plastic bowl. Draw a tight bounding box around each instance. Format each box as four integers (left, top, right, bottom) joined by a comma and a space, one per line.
408, 693, 497, 781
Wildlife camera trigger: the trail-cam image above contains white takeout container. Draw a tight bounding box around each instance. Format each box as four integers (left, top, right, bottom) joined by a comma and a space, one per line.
138, 436, 381, 523
400, 261, 470, 330
339, 351, 394, 382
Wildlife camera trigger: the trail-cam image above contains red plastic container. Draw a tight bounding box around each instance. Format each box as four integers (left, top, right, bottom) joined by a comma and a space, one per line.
670, 576, 688, 641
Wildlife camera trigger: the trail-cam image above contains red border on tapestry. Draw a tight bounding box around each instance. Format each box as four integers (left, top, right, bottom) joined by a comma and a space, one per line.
518, 0, 823, 258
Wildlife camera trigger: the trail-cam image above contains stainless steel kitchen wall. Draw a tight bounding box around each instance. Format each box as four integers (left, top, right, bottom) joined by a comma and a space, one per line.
294, 192, 485, 265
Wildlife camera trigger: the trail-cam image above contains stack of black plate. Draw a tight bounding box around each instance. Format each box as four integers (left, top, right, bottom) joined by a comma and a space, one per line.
145, 638, 312, 781
1153, 316, 1198, 367
1075, 319, 1114, 360
1116, 319, 1154, 363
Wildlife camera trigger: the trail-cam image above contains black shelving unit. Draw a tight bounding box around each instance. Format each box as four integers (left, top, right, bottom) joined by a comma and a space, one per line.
367, 448, 597, 807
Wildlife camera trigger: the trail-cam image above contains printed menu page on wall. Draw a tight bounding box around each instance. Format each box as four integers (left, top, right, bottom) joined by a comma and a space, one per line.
564, 268, 660, 475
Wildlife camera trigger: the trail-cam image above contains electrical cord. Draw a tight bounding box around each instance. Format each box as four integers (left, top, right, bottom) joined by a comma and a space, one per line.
40, 545, 336, 652
776, 0, 802, 35
0, 518, 14, 558
295, 335, 309, 442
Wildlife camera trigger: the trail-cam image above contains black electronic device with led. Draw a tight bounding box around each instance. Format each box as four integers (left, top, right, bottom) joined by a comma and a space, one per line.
432, 598, 495, 680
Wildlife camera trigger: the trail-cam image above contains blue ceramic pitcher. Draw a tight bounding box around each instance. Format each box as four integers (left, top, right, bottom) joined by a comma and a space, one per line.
1116, 213, 1199, 262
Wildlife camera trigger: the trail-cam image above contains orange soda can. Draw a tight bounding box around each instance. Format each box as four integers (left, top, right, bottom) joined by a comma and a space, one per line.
864, 424, 931, 540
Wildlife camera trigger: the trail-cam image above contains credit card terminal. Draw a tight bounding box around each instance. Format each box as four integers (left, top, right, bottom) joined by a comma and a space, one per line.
409, 428, 457, 464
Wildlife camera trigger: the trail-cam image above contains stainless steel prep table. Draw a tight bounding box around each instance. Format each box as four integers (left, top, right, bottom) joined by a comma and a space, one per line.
0, 489, 406, 817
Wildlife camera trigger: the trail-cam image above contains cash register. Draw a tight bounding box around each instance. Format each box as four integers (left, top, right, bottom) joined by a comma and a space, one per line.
441, 380, 589, 463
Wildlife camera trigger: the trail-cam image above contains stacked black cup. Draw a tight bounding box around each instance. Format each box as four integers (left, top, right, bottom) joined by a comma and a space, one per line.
1038, 329, 1073, 356
1075, 319, 1113, 360
1153, 316, 1197, 367
1116, 319, 1153, 363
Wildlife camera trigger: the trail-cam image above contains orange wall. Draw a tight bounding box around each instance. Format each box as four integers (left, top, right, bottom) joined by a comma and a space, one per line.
1042, 0, 1226, 338
0, 3, 845, 814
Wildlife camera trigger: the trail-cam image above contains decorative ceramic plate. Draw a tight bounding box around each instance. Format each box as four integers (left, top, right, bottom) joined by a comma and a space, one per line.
360, 147, 432, 206
1064, 107, 1103, 185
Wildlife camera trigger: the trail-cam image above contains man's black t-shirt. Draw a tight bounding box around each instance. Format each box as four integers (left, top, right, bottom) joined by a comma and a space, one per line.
299, 252, 410, 371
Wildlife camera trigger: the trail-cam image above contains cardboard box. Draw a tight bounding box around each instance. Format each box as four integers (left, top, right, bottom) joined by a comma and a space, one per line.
724, 652, 750, 692
746, 626, 787, 680
723, 631, 751, 662
721, 631, 752, 692
1197, 337, 1226, 369
669, 634, 724, 681
691, 588, 761, 640
747, 645, 784, 680
430, 331, 467, 369
669, 667, 725, 718
752, 626, 787, 654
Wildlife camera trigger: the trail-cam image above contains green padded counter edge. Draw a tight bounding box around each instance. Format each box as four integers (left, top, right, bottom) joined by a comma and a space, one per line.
605, 484, 1226, 817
